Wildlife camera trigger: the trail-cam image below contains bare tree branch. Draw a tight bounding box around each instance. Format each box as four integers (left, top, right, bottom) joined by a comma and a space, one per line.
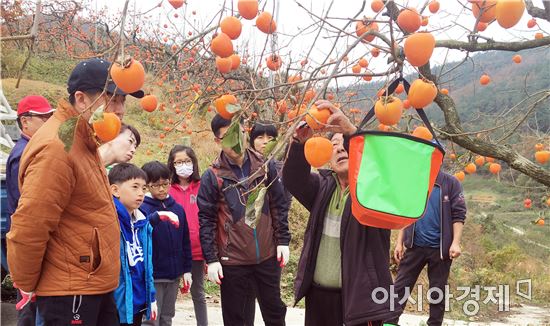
436, 37, 550, 52
525, 0, 550, 21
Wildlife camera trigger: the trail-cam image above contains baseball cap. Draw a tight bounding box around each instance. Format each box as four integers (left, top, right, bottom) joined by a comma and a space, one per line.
67, 58, 144, 98
17, 95, 55, 116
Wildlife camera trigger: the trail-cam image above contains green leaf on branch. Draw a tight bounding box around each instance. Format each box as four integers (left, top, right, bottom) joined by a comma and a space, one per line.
221, 119, 244, 155
226, 103, 242, 114
264, 138, 278, 157
58, 116, 79, 152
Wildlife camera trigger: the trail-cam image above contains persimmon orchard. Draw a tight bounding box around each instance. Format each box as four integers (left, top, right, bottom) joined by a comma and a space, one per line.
1, 0, 550, 191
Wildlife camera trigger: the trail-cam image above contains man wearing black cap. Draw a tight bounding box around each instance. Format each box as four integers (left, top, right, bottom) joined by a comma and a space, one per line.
67, 58, 144, 120
7, 58, 144, 326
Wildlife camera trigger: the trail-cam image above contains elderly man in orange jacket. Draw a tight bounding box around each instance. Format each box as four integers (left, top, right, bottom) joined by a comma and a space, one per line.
7, 58, 143, 326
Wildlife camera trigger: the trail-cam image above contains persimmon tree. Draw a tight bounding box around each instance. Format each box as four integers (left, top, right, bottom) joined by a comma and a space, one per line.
1, 0, 549, 189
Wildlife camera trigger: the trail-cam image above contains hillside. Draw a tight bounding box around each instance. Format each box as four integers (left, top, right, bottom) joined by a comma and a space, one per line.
345, 48, 550, 134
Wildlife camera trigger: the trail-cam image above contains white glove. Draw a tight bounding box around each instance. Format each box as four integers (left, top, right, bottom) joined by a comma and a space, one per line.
277, 245, 290, 267
181, 272, 193, 293
158, 211, 179, 228
151, 300, 158, 321
207, 262, 224, 285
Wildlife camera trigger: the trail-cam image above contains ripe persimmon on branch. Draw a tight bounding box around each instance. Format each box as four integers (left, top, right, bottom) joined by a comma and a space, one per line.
2, 0, 548, 186
368, 0, 550, 186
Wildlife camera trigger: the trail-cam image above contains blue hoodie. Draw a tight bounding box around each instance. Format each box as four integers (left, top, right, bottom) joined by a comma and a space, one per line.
113, 197, 155, 323
140, 194, 192, 280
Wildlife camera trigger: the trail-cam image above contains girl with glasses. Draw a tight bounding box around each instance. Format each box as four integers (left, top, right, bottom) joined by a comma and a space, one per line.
167, 145, 208, 326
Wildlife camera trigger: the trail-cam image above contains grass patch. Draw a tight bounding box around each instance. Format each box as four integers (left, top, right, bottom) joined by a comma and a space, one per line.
1, 48, 77, 86
1, 78, 67, 109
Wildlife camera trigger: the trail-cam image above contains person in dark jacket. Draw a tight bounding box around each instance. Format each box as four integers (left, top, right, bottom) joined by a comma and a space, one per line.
388, 171, 466, 326
241, 121, 286, 325
6, 95, 54, 232
250, 121, 278, 156
140, 161, 193, 326
5, 95, 54, 326
198, 115, 291, 326
283, 99, 398, 326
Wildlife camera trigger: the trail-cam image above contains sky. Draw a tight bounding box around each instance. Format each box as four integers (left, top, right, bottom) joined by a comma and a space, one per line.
92, 0, 549, 86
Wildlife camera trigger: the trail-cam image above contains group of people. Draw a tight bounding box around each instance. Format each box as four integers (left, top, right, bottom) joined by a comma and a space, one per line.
5, 57, 467, 326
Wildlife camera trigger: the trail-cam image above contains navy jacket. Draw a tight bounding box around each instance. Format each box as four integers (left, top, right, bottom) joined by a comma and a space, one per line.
402, 171, 467, 260
5, 135, 29, 233
140, 195, 192, 280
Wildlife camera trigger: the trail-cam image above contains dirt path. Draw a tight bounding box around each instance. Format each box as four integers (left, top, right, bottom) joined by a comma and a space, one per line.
170, 300, 550, 326
2, 301, 548, 325
501, 222, 550, 251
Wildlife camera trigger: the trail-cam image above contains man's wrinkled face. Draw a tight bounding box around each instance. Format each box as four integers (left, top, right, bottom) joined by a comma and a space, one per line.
19, 113, 52, 137
329, 133, 349, 176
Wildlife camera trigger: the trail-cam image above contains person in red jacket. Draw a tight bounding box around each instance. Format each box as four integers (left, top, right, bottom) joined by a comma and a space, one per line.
167, 145, 208, 326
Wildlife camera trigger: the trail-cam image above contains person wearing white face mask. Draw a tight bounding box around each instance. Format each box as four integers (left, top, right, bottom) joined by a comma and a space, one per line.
167, 145, 208, 326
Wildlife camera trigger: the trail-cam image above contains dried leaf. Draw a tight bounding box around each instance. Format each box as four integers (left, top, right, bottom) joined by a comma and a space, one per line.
58, 116, 79, 152
88, 104, 105, 125
245, 186, 267, 228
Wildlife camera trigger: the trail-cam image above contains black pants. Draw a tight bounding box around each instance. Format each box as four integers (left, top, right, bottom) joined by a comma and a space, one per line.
120, 311, 144, 326
305, 284, 382, 326
387, 247, 452, 326
243, 279, 256, 326
36, 292, 119, 326
16, 289, 36, 326
220, 256, 286, 326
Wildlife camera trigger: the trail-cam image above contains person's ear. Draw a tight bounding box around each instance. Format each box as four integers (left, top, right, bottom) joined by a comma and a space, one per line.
73, 91, 89, 113
19, 116, 29, 130
110, 184, 120, 197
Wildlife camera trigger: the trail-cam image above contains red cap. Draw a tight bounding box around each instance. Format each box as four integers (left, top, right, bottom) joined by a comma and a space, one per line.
17, 95, 55, 116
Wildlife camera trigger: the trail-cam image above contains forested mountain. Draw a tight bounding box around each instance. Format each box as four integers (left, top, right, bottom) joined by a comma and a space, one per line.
342, 47, 550, 134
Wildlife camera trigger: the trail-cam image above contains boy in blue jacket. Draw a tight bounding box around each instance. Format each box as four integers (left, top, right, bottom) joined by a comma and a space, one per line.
140, 161, 193, 326
109, 163, 161, 326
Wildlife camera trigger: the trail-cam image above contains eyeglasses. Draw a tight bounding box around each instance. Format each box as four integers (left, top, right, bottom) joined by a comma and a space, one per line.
148, 182, 170, 190
23, 113, 53, 122
173, 160, 192, 167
